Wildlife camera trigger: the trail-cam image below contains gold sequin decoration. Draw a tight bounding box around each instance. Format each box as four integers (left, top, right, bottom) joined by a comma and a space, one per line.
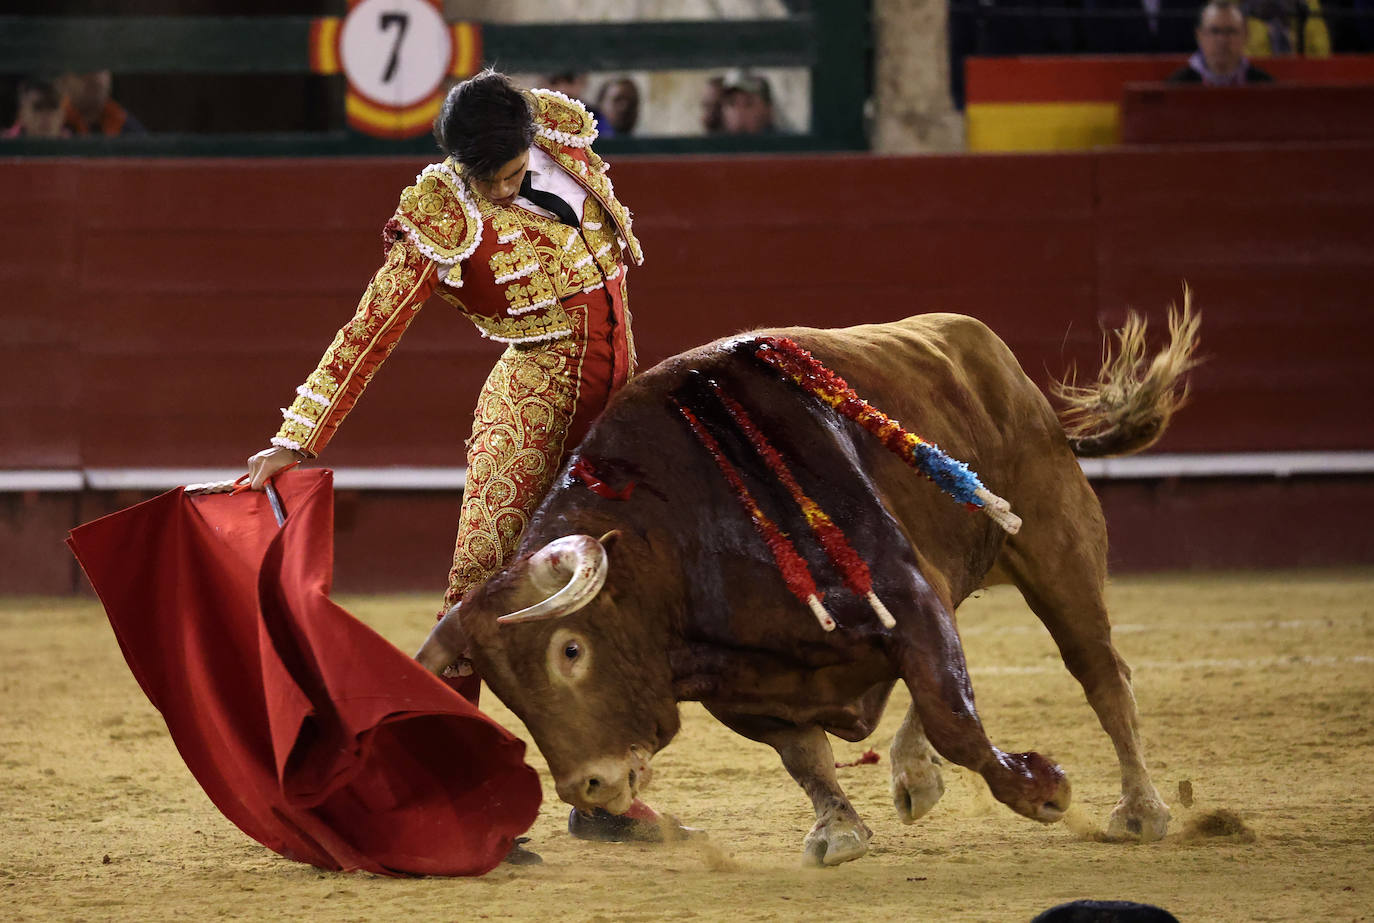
274, 239, 429, 453
443, 334, 585, 607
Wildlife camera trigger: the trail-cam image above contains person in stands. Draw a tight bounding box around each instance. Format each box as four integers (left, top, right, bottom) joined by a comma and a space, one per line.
1169, 0, 1275, 83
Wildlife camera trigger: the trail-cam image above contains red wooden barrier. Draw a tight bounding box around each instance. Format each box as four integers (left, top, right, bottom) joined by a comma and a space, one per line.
1122, 82, 1374, 144
3, 147, 1371, 468
3, 147, 1372, 591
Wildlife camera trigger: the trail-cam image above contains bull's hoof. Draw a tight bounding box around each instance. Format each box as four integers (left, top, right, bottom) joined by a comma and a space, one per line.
988, 751, 1072, 823
891, 755, 945, 824
1106, 790, 1171, 843
801, 817, 871, 868
568, 808, 701, 844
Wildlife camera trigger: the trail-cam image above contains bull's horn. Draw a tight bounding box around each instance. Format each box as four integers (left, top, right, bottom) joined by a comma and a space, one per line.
415, 602, 474, 676
497, 535, 609, 624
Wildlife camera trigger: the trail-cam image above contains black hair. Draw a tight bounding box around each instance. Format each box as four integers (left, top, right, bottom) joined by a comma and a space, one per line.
1197, 0, 1244, 28
433, 69, 535, 179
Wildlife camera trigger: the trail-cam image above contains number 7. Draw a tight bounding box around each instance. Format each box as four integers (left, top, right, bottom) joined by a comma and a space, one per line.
379, 12, 410, 83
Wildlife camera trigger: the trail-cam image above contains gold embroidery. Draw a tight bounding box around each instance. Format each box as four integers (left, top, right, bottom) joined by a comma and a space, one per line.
622, 274, 637, 377
443, 334, 585, 606
488, 235, 540, 285
475, 193, 602, 313
581, 197, 621, 276
529, 88, 597, 145
391, 165, 480, 273
274, 239, 431, 453
537, 140, 643, 266
504, 270, 559, 313
461, 306, 574, 344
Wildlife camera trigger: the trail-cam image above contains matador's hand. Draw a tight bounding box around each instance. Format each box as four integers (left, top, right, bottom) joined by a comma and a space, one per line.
246, 446, 304, 490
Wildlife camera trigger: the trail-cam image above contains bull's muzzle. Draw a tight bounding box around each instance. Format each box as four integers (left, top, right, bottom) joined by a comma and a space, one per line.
555, 746, 652, 815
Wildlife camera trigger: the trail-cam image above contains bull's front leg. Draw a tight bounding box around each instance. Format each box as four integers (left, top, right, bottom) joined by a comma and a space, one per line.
890, 701, 945, 823
756, 723, 872, 867
888, 588, 1072, 824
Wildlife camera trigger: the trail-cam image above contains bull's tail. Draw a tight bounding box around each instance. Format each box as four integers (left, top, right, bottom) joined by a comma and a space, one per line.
1052, 289, 1201, 459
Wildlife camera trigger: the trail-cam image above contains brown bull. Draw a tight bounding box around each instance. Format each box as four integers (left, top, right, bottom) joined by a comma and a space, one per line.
418, 306, 1200, 866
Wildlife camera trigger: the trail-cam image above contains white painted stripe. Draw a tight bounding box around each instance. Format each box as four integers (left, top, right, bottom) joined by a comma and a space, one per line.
0, 470, 85, 491
959, 617, 1347, 636
0, 467, 468, 492
86, 468, 247, 490
331, 467, 467, 490
2, 451, 1371, 492
1080, 451, 1374, 479
973, 655, 1373, 677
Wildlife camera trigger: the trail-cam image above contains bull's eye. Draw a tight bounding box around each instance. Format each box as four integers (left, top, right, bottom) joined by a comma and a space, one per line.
548, 629, 590, 683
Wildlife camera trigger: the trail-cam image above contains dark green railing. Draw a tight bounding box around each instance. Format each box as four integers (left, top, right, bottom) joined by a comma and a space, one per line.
0, 1, 869, 157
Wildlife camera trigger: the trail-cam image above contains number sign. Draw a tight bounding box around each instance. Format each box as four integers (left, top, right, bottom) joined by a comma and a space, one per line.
309, 0, 483, 139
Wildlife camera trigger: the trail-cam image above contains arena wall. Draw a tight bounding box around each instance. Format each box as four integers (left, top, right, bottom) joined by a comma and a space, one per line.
3, 144, 1371, 594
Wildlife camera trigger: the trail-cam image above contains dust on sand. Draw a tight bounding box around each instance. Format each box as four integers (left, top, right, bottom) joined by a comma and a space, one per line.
3, 571, 1371, 921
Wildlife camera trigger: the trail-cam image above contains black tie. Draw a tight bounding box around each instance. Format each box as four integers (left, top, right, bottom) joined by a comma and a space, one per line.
519, 171, 579, 228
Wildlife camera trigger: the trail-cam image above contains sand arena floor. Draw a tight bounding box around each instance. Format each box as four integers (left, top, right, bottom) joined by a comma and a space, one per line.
3, 570, 1372, 921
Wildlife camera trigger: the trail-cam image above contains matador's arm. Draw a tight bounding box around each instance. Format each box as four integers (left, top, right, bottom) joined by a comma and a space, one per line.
270, 236, 438, 456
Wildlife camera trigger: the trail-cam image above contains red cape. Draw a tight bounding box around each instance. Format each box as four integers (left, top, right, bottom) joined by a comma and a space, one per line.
67, 468, 541, 877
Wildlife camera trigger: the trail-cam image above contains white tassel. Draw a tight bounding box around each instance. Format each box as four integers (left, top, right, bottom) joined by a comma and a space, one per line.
279, 408, 316, 428
806, 595, 836, 632
479, 327, 572, 345
507, 297, 556, 316
294, 385, 331, 407
865, 592, 897, 628
974, 487, 1022, 535
494, 263, 538, 284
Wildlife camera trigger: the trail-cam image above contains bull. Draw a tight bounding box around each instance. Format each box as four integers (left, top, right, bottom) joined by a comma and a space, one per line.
418, 306, 1199, 865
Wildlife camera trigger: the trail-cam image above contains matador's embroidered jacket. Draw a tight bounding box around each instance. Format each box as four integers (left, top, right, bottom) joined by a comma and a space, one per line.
271, 89, 644, 457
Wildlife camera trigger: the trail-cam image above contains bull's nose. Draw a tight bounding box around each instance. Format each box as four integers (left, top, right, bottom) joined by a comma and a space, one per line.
558, 763, 635, 815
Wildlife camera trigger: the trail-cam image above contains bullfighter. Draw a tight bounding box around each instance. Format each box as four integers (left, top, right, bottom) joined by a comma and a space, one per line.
244, 69, 672, 848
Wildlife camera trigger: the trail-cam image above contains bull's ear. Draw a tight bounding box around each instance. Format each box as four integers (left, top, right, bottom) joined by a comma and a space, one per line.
598, 529, 622, 554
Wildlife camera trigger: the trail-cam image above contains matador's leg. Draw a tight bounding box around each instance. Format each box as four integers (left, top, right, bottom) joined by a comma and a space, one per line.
441, 336, 583, 612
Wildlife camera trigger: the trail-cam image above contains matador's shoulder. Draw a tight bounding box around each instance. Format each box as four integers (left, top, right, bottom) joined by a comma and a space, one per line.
388, 160, 483, 268
528, 88, 599, 149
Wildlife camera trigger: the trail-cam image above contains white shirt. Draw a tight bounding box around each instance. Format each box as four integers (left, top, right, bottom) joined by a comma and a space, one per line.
515, 145, 588, 224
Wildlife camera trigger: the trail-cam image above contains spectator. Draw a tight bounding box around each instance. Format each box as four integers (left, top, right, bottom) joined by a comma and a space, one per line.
3, 77, 68, 138
58, 70, 145, 136
719, 70, 776, 135
594, 77, 640, 137
542, 71, 590, 104
1168, 1, 1275, 83
1244, 0, 1332, 54
700, 74, 726, 134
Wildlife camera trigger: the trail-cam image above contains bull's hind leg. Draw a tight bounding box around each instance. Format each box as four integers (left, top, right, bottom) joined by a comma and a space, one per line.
997, 475, 1170, 841
890, 701, 945, 823
888, 584, 1072, 824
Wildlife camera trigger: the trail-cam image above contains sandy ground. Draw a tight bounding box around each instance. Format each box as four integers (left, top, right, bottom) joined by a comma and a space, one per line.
3, 571, 1372, 922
